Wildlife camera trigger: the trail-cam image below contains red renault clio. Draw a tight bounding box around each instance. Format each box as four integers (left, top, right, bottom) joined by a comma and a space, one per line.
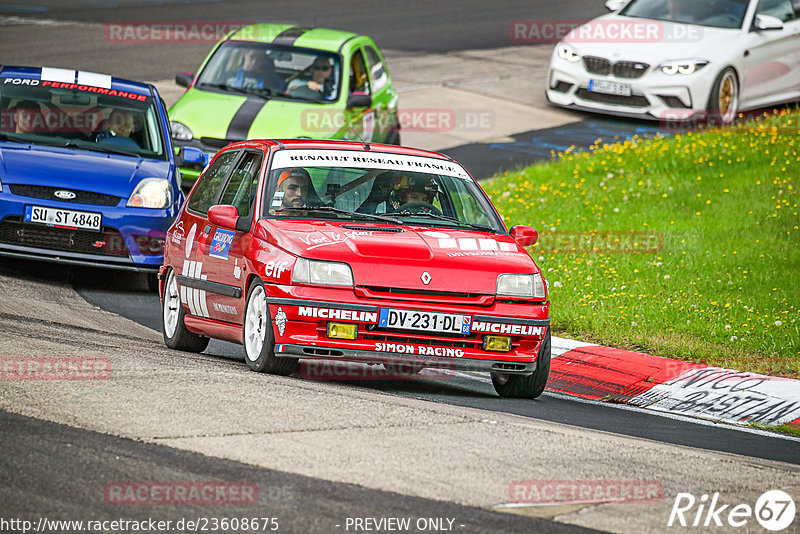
159, 139, 551, 398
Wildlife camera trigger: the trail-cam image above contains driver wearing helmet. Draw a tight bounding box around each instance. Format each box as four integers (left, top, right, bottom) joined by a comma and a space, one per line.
389, 174, 439, 213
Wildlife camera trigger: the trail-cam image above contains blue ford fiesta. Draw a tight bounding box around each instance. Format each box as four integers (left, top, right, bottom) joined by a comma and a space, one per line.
0, 66, 204, 272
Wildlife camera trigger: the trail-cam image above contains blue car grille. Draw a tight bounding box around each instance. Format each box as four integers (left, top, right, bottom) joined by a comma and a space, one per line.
8, 185, 122, 207
0, 215, 130, 258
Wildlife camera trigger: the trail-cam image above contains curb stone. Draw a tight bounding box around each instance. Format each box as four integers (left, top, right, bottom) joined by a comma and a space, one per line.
550, 336, 800, 429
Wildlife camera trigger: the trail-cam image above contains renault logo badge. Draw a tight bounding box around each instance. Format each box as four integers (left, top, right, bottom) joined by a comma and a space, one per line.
421, 272, 431, 285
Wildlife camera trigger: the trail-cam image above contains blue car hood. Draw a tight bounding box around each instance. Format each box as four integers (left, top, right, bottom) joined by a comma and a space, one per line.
0, 143, 171, 199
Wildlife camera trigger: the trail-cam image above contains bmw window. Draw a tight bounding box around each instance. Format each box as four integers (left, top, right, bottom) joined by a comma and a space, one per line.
619, 0, 750, 28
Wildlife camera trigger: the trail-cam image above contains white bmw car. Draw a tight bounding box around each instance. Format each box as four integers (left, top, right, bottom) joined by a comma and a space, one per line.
546, 0, 800, 123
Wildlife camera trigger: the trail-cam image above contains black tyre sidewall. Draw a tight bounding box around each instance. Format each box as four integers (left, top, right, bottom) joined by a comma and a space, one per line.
162, 268, 209, 353
491, 327, 551, 399
243, 279, 297, 375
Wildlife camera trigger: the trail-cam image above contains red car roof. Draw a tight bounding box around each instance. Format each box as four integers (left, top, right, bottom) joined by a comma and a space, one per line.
223, 138, 454, 161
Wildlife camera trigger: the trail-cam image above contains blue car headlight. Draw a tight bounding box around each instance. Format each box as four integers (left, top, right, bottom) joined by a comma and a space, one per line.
128, 178, 172, 209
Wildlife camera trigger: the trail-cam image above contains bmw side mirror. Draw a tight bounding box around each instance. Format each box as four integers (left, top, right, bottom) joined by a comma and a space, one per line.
604, 0, 629, 11
753, 14, 784, 31
347, 93, 372, 109
510, 225, 538, 247
175, 72, 194, 88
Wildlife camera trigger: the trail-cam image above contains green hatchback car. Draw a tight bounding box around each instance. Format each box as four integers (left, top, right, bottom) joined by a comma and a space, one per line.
169, 24, 401, 185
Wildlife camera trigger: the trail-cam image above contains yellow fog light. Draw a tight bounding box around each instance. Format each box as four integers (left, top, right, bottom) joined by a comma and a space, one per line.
483, 335, 511, 352
327, 322, 357, 340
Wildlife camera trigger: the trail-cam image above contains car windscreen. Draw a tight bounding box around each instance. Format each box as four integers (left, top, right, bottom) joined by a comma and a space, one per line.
619, 0, 749, 28
263, 155, 502, 232
195, 42, 342, 103
0, 82, 166, 159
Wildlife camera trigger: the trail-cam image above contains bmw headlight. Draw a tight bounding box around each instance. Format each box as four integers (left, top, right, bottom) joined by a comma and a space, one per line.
170, 121, 193, 141
557, 44, 581, 63
497, 273, 546, 299
127, 178, 172, 209
658, 60, 709, 75
292, 258, 354, 286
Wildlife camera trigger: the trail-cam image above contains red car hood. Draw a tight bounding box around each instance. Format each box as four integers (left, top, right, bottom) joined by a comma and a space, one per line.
257, 219, 537, 294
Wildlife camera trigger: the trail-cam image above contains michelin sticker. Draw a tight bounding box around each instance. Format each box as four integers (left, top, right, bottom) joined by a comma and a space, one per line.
275, 307, 287, 336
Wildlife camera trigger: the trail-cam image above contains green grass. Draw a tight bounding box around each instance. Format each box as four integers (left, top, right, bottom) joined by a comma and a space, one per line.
483, 110, 800, 378
750, 421, 800, 437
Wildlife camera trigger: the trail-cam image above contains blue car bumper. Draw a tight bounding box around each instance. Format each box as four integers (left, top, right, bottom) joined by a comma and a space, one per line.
0, 188, 179, 272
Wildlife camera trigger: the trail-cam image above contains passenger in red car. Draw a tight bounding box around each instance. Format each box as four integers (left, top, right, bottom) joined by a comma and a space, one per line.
389, 174, 439, 211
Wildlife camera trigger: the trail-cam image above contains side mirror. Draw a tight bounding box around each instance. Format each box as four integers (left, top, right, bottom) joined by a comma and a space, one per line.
175, 72, 194, 88
347, 93, 372, 109
182, 147, 209, 166
510, 225, 538, 247
754, 14, 784, 31
604, 0, 629, 11
208, 205, 239, 230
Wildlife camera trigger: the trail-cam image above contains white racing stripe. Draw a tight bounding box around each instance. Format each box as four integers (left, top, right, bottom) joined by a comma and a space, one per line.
41, 67, 74, 83
182, 261, 197, 316
551, 336, 598, 357
77, 70, 111, 89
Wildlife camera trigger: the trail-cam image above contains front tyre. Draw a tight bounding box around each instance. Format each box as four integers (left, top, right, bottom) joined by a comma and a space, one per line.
243, 279, 297, 375
491, 327, 551, 399
162, 268, 210, 353
707, 67, 739, 125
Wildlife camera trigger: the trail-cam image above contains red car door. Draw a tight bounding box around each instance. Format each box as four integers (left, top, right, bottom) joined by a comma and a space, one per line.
202, 148, 265, 323
177, 148, 241, 320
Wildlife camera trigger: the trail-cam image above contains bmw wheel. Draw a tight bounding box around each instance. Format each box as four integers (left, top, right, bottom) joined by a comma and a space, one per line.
162, 268, 210, 353
708, 67, 739, 125
243, 279, 297, 375
491, 327, 551, 399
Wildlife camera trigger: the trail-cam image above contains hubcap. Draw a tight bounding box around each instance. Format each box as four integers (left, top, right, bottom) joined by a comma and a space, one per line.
245, 285, 267, 361
719, 72, 738, 123
163, 271, 179, 338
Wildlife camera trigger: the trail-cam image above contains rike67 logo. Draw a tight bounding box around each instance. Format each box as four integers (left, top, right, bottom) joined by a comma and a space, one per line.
668, 490, 795, 531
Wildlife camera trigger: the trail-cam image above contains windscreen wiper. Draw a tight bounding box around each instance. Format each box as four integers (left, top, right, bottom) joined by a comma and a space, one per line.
64, 141, 138, 157
0, 132, 31, 143
199, 83, 273, 98
277, 206, 401, 225
391, 211, 494, 232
